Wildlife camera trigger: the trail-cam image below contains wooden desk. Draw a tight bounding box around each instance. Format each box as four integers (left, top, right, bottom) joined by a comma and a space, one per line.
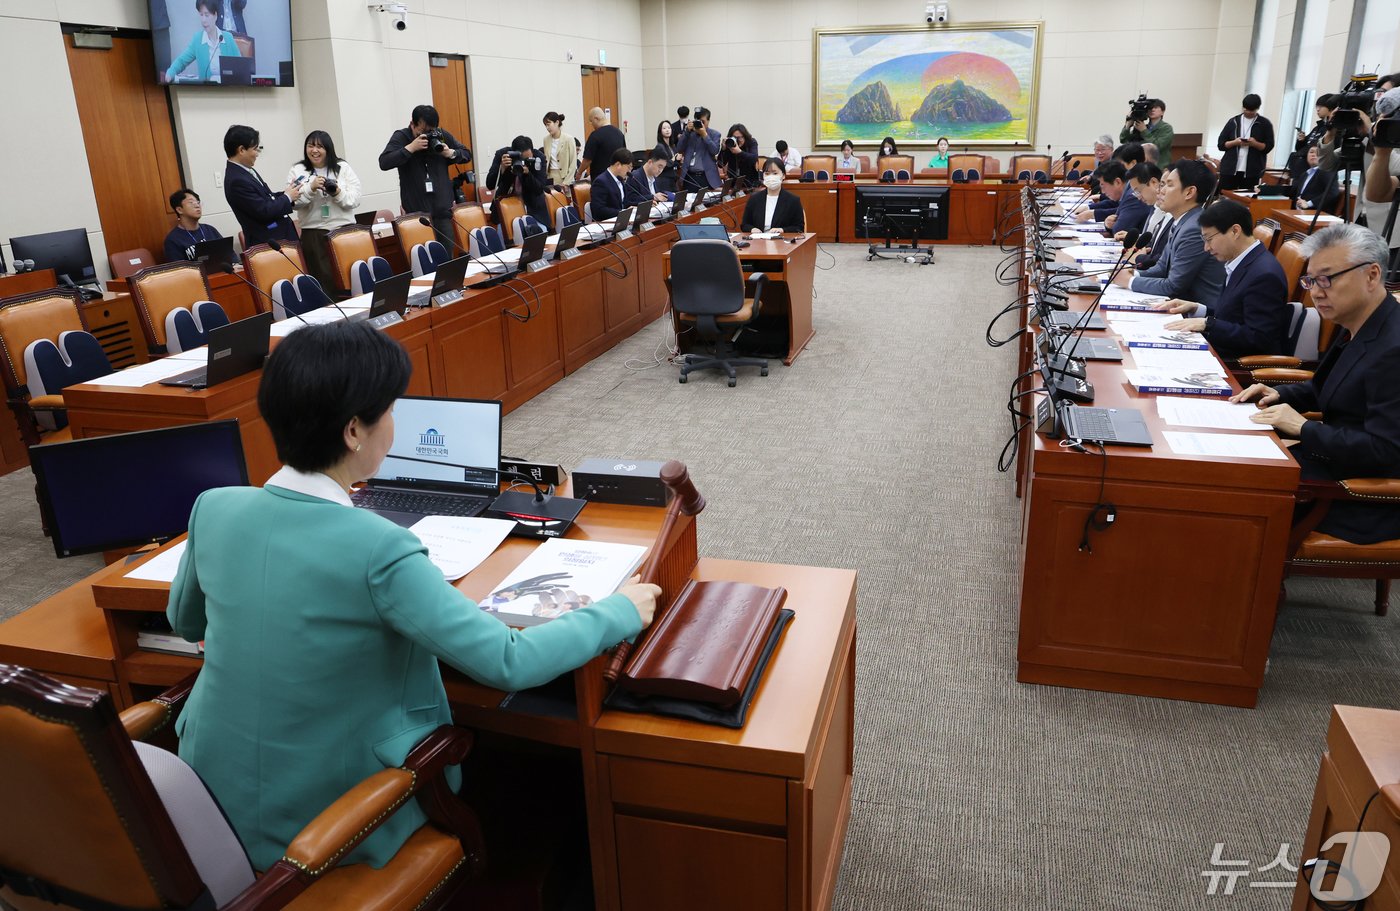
833, 179, 1028, 246
1294, 706, 1400, 909
1223, 190, 1295, 224
664, 234, 817, 366
1013, 211, 1300, 707
1277, 209, 1344, 236
0, 268, 57, 296
107, 268, 260, 323
786, 182, 841, 242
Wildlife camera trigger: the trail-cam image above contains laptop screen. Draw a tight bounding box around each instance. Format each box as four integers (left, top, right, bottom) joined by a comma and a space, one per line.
675, 223, 728, 242
377, 396, 502, 493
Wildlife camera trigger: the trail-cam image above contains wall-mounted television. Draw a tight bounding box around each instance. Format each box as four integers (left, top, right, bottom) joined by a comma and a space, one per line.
151, 0, 294, 87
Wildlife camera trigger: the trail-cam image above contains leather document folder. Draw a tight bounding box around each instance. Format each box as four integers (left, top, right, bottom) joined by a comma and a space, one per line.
618, 580, 788, 707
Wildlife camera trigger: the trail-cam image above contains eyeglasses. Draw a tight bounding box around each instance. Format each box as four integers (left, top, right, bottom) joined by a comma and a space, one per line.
1299, 261, 1370, 290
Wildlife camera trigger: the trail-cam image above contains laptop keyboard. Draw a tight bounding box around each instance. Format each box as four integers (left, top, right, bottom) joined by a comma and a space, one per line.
1066, 408, 1119, 441
351, 488, 491, 517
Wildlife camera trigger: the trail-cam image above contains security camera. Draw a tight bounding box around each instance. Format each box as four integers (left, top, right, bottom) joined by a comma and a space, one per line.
926, 2, 948, 22
368, 2, 408, 29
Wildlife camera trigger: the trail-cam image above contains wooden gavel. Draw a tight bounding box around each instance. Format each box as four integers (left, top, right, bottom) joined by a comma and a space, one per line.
602, 459, 706, 683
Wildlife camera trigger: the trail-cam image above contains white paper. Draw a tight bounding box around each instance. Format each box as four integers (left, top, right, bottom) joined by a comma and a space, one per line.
482, 538, 647, 626
408, 515, 516, 581
269, 305, 349, 337
1100, 285, 1168, 310
124, 540, 188, 582
1061, 244, 1122, 262
1163, 431, 1288, 459
1118, 327, 1210, 349
1105, 310, 1175, 329
1157, 397, 1271, 432
87, 357, 208, 387
1128, 347, 1222, 372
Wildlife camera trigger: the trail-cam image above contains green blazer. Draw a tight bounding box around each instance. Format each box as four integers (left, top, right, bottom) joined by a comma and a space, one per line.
167, 483, 642, 871
166, 29, 241, 82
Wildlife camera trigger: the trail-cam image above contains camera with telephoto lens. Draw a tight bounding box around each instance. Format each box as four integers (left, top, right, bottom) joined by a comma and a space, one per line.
1330, 74, 1381, 169
424, 128, 446, 153
1127, 93, 1151, 123
507, 150, 528, 173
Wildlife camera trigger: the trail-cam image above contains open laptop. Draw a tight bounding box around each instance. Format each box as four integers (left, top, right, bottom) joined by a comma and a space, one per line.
1051, 331, 1124, 361
550, 221, 584, 260
350, 271, 412, 326
518, 230, 549, 270
674, 223, 729, 242
668, 191, 690, 219
611, 207, 636, 237
1038, 368, 1153, 447
158, 312, 273, 389
192, 236, 235, 274
218, 57, 255, 86
406, 255, 470, 308
630, 200, 653, 229
350, 396, 503, 527
1044, 310, 1107, 331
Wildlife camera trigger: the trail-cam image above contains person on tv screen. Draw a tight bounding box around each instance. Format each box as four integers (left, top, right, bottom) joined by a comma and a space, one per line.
161, 0, 242, 84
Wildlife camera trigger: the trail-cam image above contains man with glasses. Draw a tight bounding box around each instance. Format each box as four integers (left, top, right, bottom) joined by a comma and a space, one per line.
1110, 159, 1225, 308
1232, 224, 1400, 544
1152, 199, 1290, 358
223, 124, 301, 246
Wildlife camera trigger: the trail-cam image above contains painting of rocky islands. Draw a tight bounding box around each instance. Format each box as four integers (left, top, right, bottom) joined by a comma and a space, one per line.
814, 23, 1042, 148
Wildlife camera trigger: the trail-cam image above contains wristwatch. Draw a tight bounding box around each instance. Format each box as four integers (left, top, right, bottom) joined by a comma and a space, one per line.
1203, 315, 1216, 335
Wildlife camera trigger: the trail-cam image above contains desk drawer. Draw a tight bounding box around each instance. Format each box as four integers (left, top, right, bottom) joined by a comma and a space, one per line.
615, 814, 785, 911
609, 756, 786, 827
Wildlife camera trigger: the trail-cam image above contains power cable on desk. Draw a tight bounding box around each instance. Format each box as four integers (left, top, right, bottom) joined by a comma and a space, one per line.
986, 292, 1037, 347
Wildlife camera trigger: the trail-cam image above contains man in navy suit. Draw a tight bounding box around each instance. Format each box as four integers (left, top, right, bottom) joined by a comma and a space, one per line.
1111, 159, 1225, 308
1293, 144, 1337, 211
222, 124, 301, 246
590, 149, 633, 222
676, 106, 721, 192
1106, 162, 1158, 241
625, 150, 673, 207
1077, 161, 1127, 223
1157, 200, 1290, 358
1233, 224, 1400, 544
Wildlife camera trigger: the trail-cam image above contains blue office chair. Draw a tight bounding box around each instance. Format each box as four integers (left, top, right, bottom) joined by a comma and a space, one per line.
511, 215, 548, 246
468, 226, 506, 261
1066, 169, 1082, 182
270, 275, 331, 321
951, 169, 967, 183
896, 169, 911, 181
410, 240, 450, 277
350, 255, 394, 296
816, 169, 831, 181
554, 205, 581, 232
164, 301, 230, 354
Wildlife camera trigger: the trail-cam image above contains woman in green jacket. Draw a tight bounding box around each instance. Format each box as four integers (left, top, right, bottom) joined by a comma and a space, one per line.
167, 321, 659, 871
162, 0, 241, 84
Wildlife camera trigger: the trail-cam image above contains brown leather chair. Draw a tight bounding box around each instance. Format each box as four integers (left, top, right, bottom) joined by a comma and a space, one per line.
572, 181, 593, 221
495, 196, 526, 243
948, 153, 986, 180
241, 243, 304, 310
451, 203, 488, 251
0, 664, 485, 911
1276, 234, 1308, 302
129, 262, 213, 354
1010, 154, 1052, 180
109, 248, 157, 279
799, 155, 836, 179
1253, 217, 1281, 253
0, 289, 94, 447
876, 155, 915, 180
1285, 482, 1400, 615
326, 225, 377, 296
476, 184, 494, 205
393, 213, 434, 263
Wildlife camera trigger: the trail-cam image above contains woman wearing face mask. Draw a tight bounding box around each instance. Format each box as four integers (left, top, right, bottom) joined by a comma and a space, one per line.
719, 123, 760, 187
741, 158, 806, 234
288, 129, 362, 296
541, 112, 577, 187
879, 136, 900, 158
928, 136, 950, 168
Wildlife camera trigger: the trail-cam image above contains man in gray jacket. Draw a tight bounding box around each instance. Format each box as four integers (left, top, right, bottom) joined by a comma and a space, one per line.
1111, 159, 1224, 309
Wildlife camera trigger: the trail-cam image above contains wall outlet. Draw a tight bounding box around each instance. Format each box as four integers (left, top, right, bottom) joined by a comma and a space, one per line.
214, 169, 224, 188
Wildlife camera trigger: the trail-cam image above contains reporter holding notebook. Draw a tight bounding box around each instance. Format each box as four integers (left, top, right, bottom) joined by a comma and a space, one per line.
166, 321, 659, 872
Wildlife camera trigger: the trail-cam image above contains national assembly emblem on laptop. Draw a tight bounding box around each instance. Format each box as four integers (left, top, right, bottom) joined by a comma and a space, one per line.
417, 428, 448, 456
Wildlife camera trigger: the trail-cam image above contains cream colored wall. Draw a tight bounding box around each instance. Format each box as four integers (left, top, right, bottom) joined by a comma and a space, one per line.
640, 0, 1245, 161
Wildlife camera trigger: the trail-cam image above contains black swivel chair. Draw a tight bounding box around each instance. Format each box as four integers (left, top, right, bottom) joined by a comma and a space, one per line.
667, 239, 770, 386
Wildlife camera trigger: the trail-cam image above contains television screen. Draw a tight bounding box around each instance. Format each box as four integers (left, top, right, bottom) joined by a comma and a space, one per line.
151, 0, 294, 87
30, 420, 249, 558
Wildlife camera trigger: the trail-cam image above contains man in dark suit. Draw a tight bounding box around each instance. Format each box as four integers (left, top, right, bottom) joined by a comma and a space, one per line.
590, 149, 633, 222
625, 150, 673, 207
676, 107, 722, 192
1233, 224, 1400, 544
1217, 94, 1275, 191
378, 105, 471, 252
1293, 144, 1337, 211
1106, 162, 1158, 241
222, 124, 301, 246
671, 105, 690, 145
1077, 161, 1128, 223
1112, 159, 1225, 308
1157, 200, 1290, 358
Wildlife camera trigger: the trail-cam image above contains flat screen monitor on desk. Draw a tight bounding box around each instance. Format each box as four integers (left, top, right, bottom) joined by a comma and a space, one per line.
29, 419, 249, 558
9, 228, 98, 289
854, 185, 950, 241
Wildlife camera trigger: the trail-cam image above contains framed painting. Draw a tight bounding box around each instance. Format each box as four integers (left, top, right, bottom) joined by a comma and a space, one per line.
813, 22, 1043, 149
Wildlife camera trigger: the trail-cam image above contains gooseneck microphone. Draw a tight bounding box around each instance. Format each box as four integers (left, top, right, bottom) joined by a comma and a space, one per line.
417, 215, 512, 276
266, 239, 352, 321
1054, 230, 1153, 364
217, 260, 309, 326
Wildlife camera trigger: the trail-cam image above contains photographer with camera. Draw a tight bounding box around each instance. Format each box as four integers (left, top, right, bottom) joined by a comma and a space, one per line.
718, 124, 760, 187
487, 136, 550, 230
1364, 87, 1400, 251
1120, 96, 1174, 168
676, 106, 722, 192
1216, 94, 1275, 191
288, 130, 362, 295
379, 104, 471, 252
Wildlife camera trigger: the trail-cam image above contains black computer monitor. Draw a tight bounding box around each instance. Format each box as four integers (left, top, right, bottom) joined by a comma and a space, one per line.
29, 420, 249, 558
854, 185, 950, 241
10, 228, 98, 287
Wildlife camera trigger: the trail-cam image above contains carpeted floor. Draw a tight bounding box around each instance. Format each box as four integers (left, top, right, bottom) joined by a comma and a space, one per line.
3, 243, 1397, 909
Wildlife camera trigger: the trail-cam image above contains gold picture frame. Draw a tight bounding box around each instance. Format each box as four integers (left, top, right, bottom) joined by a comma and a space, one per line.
812, 21, 1044, 150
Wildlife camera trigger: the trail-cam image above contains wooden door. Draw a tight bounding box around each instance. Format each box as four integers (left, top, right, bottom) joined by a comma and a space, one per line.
580, 67, 621, 140
65, 33, 182, 266
429, 55, 473, 160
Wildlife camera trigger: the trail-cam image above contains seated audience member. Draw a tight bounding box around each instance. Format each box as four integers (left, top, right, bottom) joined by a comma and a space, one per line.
719, 124, 760, 186
1112, 159, 1224, 307
1142, 142, 1160, 165
741, 158, 806, 234
590, 148, 633, 221
1079, 135, 1116, 190
1078, 161, 1128, 222
1233, 224, 1400, 544
1154, 199, 1291, 358
161, 0, 240, 84
490, 135, 550, 229
773, 140, 803, 173
837, 140, 861, 170
878, 136, 900, 158
167, 319, 660, 871
223, 124, 301, 246
1105, 162, 1156, 239
928, 137, 951, 169
1217, 94, 1275, 191
578, 107, 627, 181
1294, 144, 1337, 211
625, 150, 674, 207
163, 188, 223, 262
676, 107, 721, 192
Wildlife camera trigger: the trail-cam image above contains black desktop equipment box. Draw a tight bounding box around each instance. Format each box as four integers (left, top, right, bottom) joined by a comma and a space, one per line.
573, 459, 672, 507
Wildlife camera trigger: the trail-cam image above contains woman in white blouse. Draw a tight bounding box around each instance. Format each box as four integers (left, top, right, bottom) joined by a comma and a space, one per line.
837, 139, 861, 171
287, 130, 362, 295
542, 112, 577, 187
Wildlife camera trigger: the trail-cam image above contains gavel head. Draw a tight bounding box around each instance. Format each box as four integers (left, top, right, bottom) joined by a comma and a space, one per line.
660, 459, 705, 516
